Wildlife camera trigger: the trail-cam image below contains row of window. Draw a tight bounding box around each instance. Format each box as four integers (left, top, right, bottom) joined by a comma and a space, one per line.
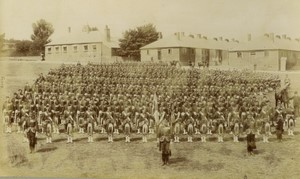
237, 51, 269, 58
147, 49, 172, 55
47, 45, 97, 54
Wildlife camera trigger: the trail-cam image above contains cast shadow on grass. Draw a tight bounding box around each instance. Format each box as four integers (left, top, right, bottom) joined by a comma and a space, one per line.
168, 157, 188, 165
36, 146, 57, 153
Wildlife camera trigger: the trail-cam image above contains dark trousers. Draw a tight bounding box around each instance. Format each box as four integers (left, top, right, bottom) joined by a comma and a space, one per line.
162, 153, 169, 164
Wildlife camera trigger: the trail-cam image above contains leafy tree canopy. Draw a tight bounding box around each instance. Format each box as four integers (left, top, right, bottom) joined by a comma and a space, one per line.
118, 24, 159, 61
31, 19, 54, 54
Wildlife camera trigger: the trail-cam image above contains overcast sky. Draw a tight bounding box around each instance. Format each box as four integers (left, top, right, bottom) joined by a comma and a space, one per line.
1, 0, 300, 41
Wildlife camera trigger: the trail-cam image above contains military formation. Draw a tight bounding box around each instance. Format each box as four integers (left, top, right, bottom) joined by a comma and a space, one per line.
1, 62, 297, 152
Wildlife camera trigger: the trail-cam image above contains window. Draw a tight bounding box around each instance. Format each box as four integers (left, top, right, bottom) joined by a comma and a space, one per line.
92, 45, 97, 52
264, 51, 269, 57
55, 47, 59, 53
47, 47, 51, 54
168, 49, 172, 54
84, 45, 88, 51
250, 52, 256, 55
147, 50, 149, 55
63, 46, 67, 53
158, 50, 161, 60
73, 46, 78, 52
237, 52, 242, 58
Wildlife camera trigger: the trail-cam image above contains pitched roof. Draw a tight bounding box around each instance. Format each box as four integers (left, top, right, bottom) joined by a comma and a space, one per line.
46, 31, 119, 48
230, 36, 300, 52
140, 35, 235, 50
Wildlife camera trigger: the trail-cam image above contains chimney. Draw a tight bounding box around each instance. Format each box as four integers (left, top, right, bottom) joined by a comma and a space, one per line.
197, 34, 202, 39
158, 32, 163, 39
269, 33, 274, 42
219, 37, 223, 41
105, 25, 111, 42
189, 34, 195, 38
225, 39, 229, 42
276, 35, 281, 39
247, 34, 251, 41
175, 32, 181, 40
264, 33, 269, 38
203, 36, 207, 40
213, 37, 218, 41
68, 27, 71, 33
282, 34, 287, 39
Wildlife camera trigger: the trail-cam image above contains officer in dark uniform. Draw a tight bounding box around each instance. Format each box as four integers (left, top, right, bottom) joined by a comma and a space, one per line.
159, 127, 171, 165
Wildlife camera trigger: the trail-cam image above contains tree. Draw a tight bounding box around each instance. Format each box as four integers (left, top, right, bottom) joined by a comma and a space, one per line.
0, 33, 5, 51
119, 24, 159, 61
12, 40, 33, 56
31, 19, 54, 55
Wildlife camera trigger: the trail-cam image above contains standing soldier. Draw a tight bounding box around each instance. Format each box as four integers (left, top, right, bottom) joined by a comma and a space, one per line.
27, 120, 37, 153
276, 115, 284, 142
246, 129, 256, 156
87, 117, 94, 143
66, 114, 74, 143
159, 127, 171, 166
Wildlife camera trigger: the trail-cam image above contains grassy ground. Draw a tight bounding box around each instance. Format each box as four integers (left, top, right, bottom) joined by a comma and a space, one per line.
0, 60, 300, 179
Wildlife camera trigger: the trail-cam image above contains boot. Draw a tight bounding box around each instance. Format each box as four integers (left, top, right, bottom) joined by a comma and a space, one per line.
91, 137, 94, 143
49, 137, 52, 143
265, 136, 269, 143
137, 129, 140, 134
220, 136, 223, 142
183, 129, 187, 135
70, 137, 73, 143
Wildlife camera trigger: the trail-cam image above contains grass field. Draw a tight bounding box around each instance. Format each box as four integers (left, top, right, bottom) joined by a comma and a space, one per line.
0, 60, 300, 179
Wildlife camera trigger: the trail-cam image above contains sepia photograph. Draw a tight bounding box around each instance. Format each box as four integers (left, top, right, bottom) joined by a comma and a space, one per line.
0, 0, 300, 178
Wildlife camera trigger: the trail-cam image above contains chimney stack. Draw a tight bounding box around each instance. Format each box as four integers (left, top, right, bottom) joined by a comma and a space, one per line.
247, 34, 251, 41
175, 32, 181, 40
189, 34, 194, 38
282, 34, 287, 39
269, 33, 274, 42
105, 25, 111, 42
158, 32, 163, 39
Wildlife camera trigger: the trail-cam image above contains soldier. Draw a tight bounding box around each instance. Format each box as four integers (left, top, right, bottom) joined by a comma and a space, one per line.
276, 115, 284, 142
159, 127, 171, 166
26, 120, 37, 153
87, 117, 94, 143
246, 129, 256, 156
66, 114, 74, 143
